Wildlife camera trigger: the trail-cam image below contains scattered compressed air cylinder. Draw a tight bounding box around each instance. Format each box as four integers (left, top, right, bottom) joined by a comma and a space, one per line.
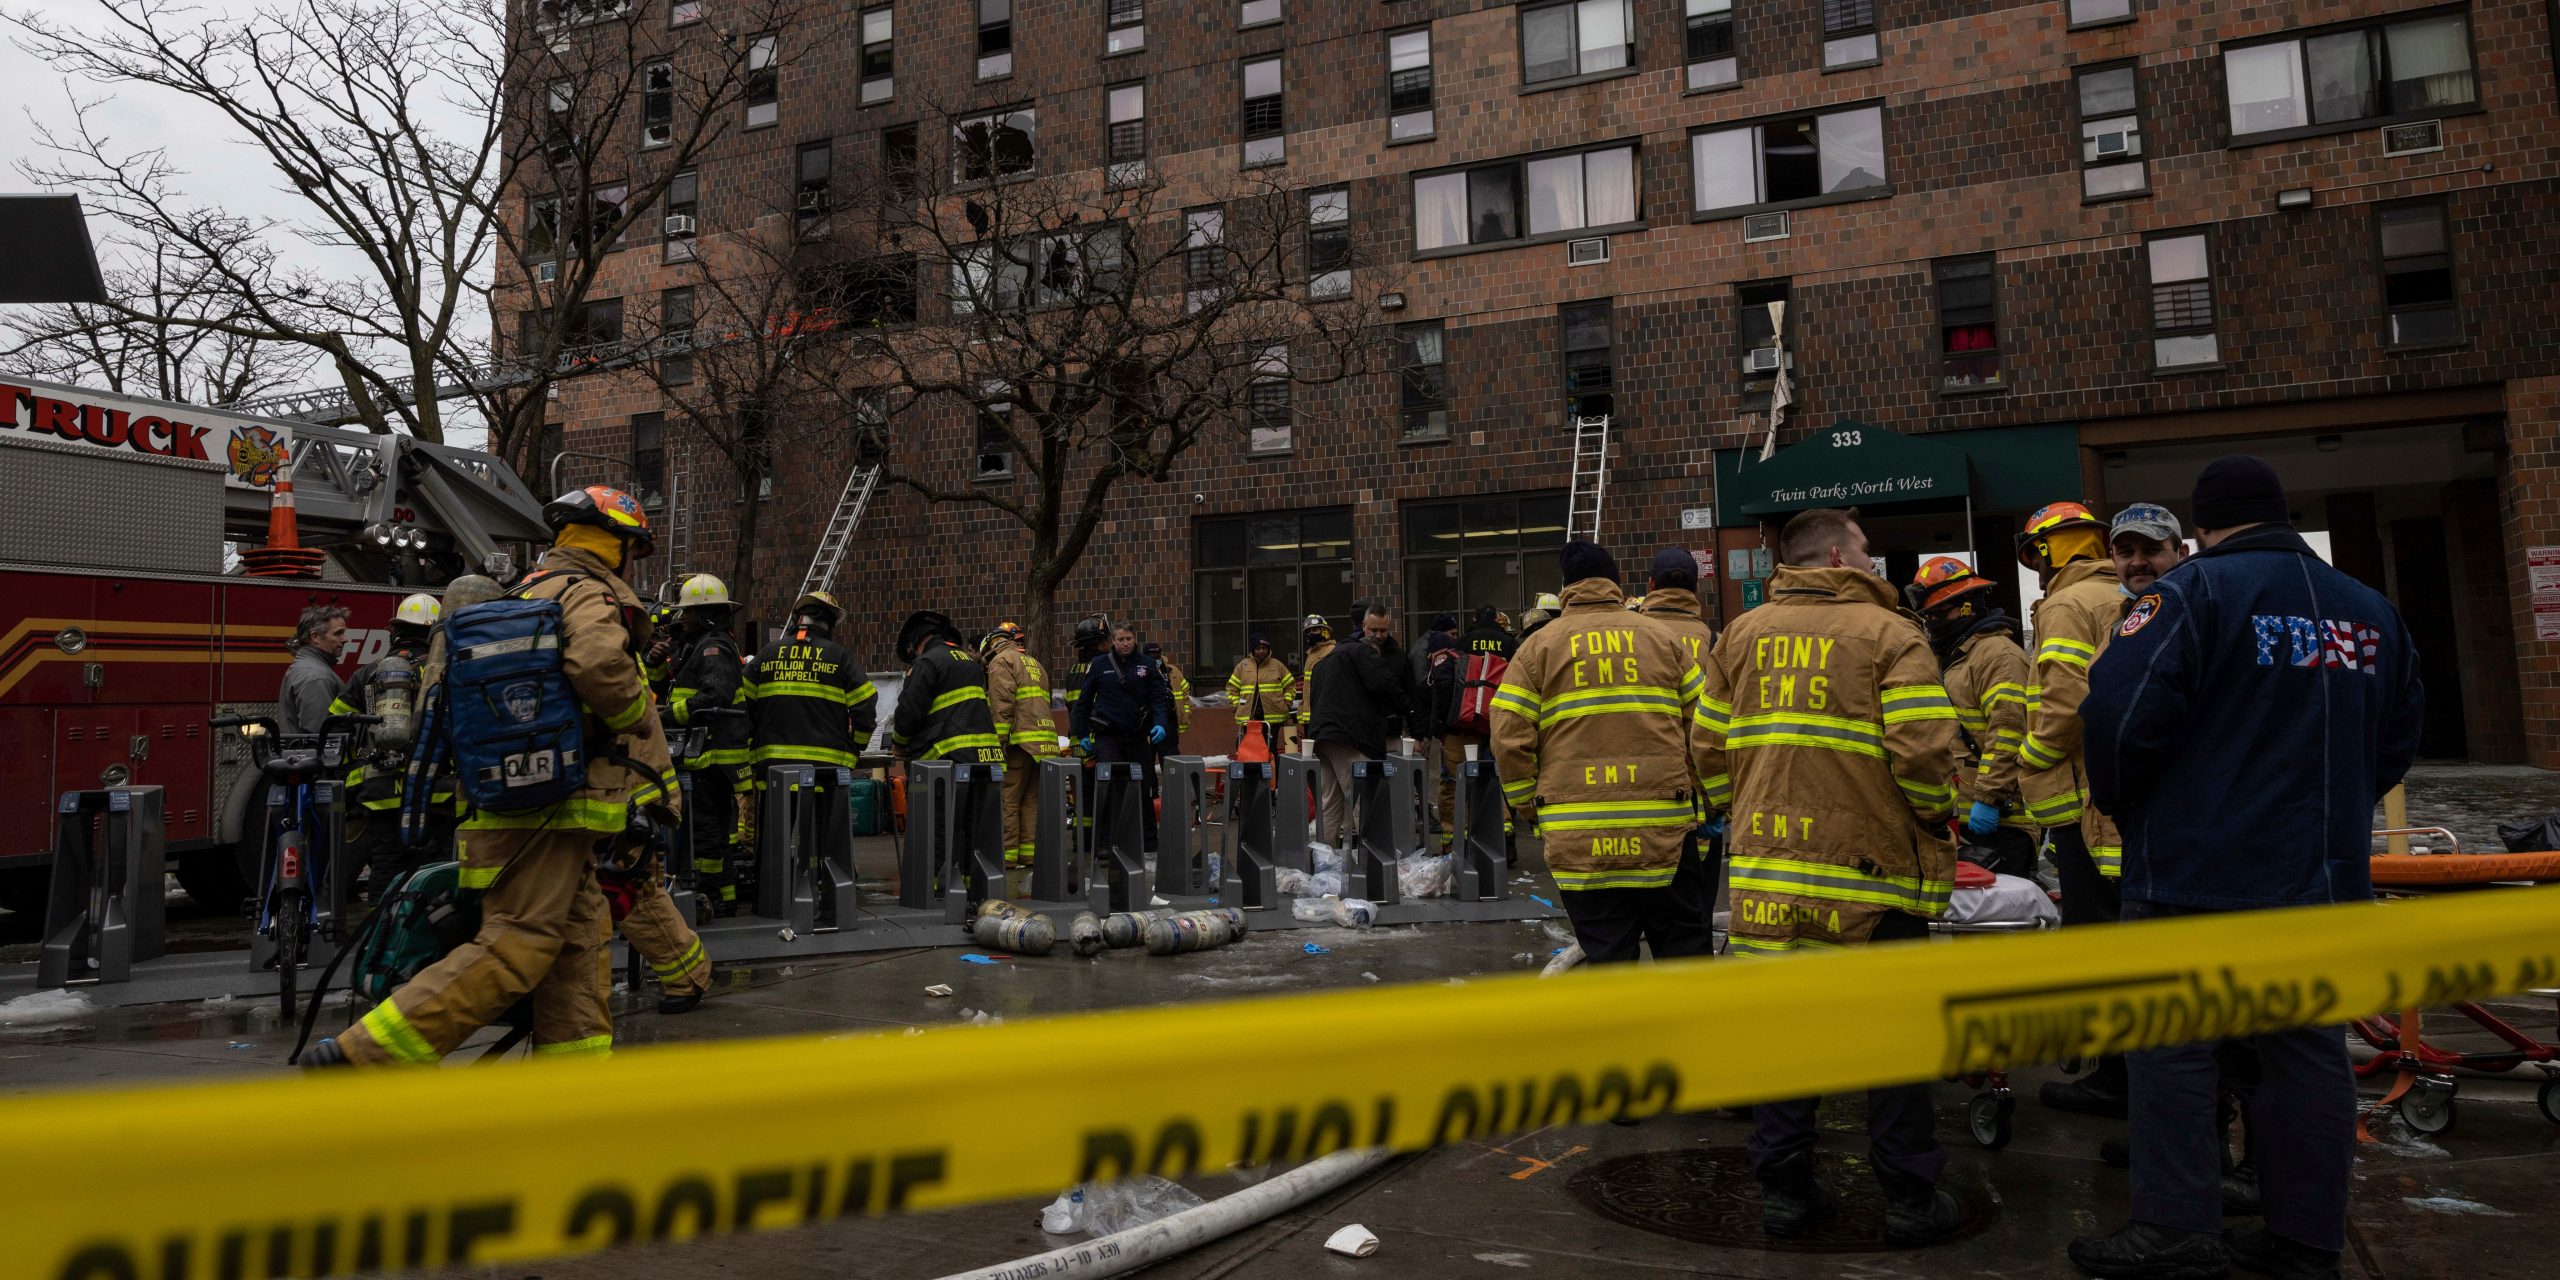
975, 898, 1036, 924
1142, 909, 1250, 956
1098, 908, 1175, 951
971, 910, 1057, 956
1068, 912, 1107, 957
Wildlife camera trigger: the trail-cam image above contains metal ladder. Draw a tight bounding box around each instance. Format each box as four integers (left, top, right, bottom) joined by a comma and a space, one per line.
1564, 414, 1612, 544
796, 462, 883, 599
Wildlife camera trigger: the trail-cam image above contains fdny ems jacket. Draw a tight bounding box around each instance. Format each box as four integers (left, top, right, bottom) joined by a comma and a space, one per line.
460, 545, 679, 842
1489, 577, 1716, 895
1296, 638, 1335, 727
1072, 651, 1172, 743
1697, 566, 1963, 951
744, 632, 879, 771
983, 636, 1056, 754
1225, 655, 1298, 723
1939, 614, 2032, 827
669, 626, 748, 772
2083, 526, 2424, 909
892, 639, 1003, 763
1638, 587, 1716, 669
2016, 558, 2121, 843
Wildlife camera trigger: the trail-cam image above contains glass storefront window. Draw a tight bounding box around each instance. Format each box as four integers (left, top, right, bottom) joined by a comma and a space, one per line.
1194, 507, 1355, 671
1400, 492, 1569, 640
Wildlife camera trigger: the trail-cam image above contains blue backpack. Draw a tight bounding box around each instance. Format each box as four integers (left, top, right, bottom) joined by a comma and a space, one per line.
441, 585, 590, 814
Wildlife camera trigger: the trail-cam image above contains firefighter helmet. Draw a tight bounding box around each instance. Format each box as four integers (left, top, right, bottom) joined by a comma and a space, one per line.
542, 485, 655, 559
1624, 594, 1647, 612
790, 591, 843, 623
679, 573, 734, 611
1301, 613, 1331, 642
1071, 613, 1113, 654
393, 593, 442, 628
980, 620, 1027, 655
2015, 501, 2106, 569
1533, 592, 1563, 612
1907, 556, 1995, 614
897, 610, 957, 663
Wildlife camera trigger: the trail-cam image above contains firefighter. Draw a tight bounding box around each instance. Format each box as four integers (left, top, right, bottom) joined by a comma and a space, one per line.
2013, 500, 2133, 1118
1295, 613, 1334, 752
1697, 508, 1964, 1244
1905, 557, 2037, 880
338, 594, 440, 899
667, 573, 749, 913
981, 621, 1054, 866
1225, 632, 1298, 755
744, 590, 880, 798
891, 610, 1004, 765
1144, 641, 1191, 757
1434, 604, 1516, 835
641, 602, 682, 700
308, 485, 675, 1066
1490, 540, 1715, 965
1637, 548, 1723, 894
1517, 592, 1563, 644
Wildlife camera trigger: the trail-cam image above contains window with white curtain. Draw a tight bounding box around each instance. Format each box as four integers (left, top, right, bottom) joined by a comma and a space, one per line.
2223, 10, 2477, 140
1521, 0, 1633, 85
1691, 105, 1887, 214
1414, 145, 1639, 252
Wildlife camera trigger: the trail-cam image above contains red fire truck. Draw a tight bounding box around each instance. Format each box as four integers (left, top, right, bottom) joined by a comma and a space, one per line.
0, 377, 550, 915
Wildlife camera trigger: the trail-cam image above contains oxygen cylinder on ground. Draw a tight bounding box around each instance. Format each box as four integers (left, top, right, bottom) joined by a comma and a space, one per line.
1068, 912, 1107, 957
1098, 908, 1174, 950
366, 653, 420, 751
975, 898, 1035, 924
1142, 909, 1246, 956
972, 910, 1056, 956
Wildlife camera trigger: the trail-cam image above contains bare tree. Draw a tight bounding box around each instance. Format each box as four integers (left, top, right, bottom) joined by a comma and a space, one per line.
820, 110, 1397, 650
0, 234, 317, 404
9, 0, 829, 452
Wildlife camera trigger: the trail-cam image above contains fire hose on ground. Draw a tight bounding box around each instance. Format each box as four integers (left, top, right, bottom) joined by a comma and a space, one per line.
929, 1148, 1398, 1280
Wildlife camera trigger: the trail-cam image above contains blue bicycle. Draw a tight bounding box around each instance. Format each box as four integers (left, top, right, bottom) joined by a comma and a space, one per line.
211, 712, 378, 1020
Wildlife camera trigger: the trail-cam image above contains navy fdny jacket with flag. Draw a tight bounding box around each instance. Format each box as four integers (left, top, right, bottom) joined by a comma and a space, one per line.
2082, 525, 2424, 911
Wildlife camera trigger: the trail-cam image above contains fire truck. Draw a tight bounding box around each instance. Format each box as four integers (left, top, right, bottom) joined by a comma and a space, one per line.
0, 377, 550, 916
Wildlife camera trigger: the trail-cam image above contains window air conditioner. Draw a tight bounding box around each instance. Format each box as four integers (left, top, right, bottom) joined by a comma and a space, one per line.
1743, 211, 1790, 242
535, 260, 558, 283
663, 214, 697, 236
2088, 124, 2141, 160
643, 124, 672, 146
1565, 236, 1610, 266
2381, 119, 2444, 157
1744, 347, 1783, 374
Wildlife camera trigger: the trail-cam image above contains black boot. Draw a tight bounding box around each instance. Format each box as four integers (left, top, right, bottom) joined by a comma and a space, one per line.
2221, 1161, 2262, 1217
1883, 1186, 1963, 1247
299, 1037, 353, 1070
1756, 1151, 1835, 1238
2042, 1056, 2130, 1118
2067, 1223, 2230, 1279
2223, 1227, 2338, 1279
656, 990, 704, 1015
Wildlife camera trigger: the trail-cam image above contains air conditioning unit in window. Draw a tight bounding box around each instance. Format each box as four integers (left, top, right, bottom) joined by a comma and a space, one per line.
534, 260, 558, 283
643, 124, 672, 147
1565, 236, 1611, 266
663, 213, 697, 236
2090, 125, 2139, 159
1743, 211, 1790, 243
1743, 347, 1783, 375
2381, 119, 2444, 157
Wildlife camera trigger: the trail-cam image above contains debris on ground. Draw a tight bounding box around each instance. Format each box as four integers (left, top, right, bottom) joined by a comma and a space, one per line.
1323, 1224, 1381, 1257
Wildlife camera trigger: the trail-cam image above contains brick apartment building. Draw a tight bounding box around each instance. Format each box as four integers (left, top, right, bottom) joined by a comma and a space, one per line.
522, 0, 2560, 766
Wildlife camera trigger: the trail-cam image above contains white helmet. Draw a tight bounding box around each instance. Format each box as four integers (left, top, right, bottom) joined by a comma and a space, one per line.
394, 593, 442, 628
679, 573, 734, 610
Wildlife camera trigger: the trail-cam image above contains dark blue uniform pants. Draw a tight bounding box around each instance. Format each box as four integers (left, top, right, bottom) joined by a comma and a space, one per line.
1749, 911, 1946, 1193
1559, 841, 1716, 965
2123, 900, 2354, 1250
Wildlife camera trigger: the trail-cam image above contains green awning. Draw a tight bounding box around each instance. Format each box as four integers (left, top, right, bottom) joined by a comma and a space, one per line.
1729, 420, 1972, 516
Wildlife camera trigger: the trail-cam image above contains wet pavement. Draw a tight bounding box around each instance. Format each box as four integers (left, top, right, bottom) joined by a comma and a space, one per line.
4, 765, 2558, 1277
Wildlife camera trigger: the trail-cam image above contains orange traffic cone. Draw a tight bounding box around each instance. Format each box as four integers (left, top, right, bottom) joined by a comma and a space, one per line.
239, 455, 326, 579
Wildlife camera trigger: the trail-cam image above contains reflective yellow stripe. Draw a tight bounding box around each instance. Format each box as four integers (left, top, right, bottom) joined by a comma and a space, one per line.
1502, 777, 1538, 803
923, 733, 1004, 759
1538, 686, 1683, 727
2092, 844, 2123, 879
1729, 933, 1847, 954
604, 695, 649, 732
1489, 686, 1541, 719
1551, 865, 1679, 891
1700, 773, 1733, 808
1897, 776, 1954, 809
1729, 853, 1951, 913
1536, 800, 1695, 831
1725, 713, 1885, 759
652, 939, 707, 979
2026, 791, 2085, 825
930, 686, 990, 713
533, 1035, 614, 1057
2017, 734, 2066, 771
360, 1000, 440, 1065
1985, 682, 2029, 707
1014, 685, 1048, 701
2036, 638, 2095, 667
697, 747, 750, 766
748, 682, 859, 705
752, 745, 864, 768
1955, 709, 1991, 733
1880, 685, 1952, 709
456, 863, 502, 888
461, 797, 631, 833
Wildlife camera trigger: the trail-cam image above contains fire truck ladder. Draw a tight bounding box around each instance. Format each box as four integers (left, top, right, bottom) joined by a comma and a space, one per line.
1564, 413, 1613, 544
796, 461, 884, 599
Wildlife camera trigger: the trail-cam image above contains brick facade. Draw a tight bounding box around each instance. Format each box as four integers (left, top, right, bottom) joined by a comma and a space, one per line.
516, 0, 2560, 762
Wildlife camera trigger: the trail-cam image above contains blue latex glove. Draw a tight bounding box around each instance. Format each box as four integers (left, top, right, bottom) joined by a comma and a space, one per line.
1077, 736, 1095, 755
1966, 801, 2001, 838
1149, 724, 1167, 746
1699, 815, 1727, 840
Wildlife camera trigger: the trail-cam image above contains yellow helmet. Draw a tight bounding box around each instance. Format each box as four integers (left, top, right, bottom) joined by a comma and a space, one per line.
791, 591, 843, 622
393, 593, 442, 628
1624, 594, 1647, 612
679, 573, 734, 610
1533, 592, 1562, 612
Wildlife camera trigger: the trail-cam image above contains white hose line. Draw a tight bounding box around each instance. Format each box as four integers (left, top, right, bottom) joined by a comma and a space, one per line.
931, 1148, 1397, 1280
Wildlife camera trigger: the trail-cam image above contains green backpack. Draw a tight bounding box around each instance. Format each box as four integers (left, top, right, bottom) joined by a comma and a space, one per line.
354, 861, 483, 1004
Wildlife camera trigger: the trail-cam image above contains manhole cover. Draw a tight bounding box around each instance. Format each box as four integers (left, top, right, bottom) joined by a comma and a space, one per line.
1566, 1148, 1999, 1252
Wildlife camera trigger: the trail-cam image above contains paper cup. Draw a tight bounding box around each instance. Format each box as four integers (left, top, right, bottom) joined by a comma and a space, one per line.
1323, 1224, 1380, 1257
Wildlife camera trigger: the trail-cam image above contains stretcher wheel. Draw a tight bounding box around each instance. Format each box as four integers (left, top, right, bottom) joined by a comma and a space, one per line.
1967, 1091, 2015, 1151
2398, 1078, 2458, 1136
2538, 1076, 2560, 1127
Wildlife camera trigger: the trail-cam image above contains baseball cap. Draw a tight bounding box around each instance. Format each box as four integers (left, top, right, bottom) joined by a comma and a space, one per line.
2110, 502, 2182, 544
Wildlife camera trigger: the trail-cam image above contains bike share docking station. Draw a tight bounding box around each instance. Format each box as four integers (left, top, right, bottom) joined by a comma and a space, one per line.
1029, 757, 1089, 905
1348, 752, 1429, 906
39, 787, 169, 988
1450, 759, 1511, 902
757, 764, 860, 933
1082, 761, 1150, 914
899, 760, 1006, 923
1220, 756, 1314, 910
1154, 755, 1215, 897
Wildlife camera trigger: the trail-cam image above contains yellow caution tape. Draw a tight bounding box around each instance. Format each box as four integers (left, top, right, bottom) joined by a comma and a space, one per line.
9, 887, 2558, 1280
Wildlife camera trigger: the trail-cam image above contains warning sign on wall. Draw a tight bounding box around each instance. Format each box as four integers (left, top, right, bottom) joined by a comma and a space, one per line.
2531, 546, 2560, 604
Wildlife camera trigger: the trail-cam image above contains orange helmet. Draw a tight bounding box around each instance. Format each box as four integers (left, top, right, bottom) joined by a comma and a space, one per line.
1907, 556, 1995, 613
543, 484, 655, 558
2014, 501, 2103, 569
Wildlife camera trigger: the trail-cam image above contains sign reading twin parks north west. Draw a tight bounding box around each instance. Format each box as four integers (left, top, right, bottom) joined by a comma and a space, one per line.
1735, 421, 1972, 517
